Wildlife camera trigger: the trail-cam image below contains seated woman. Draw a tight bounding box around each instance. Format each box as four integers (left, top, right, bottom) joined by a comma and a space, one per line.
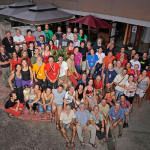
18, 51, 31, 66
83, 78, 97, 110
10, 51, 18, 72
94, 76, 103, 103
104, 91, 116, 107
64, 85, 77, 112
75, 83, 84, 106
39, 87, 54, 119
8, 64, 24, 103
66, 40, 74, 55
42, 44, 51, 63
21, 59, 34, 87
5, 92, 23, 117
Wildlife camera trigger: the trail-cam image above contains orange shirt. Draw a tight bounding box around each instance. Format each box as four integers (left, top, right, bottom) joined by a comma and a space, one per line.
10, 59, 18, 70
44, 62, 60, 80
103, 56, 115, 68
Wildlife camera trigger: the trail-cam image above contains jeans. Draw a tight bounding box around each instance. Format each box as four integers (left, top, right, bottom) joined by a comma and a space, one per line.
75, 65, 81, 74
39, 104, 52, 114
115, 90, 124, 100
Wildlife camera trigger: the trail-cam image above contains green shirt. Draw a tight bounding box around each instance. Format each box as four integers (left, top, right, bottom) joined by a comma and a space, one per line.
44, 30, 54, 43
31, 55, 43, 65
89, 111, 104, 124
78, 34, 87, 41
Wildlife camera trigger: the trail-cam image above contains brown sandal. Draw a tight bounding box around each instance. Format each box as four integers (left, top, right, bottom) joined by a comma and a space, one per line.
90, 143, 97, 148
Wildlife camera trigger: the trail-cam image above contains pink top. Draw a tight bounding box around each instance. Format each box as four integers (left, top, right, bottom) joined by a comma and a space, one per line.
74, 52, 82, 66
107, 97, 113, 102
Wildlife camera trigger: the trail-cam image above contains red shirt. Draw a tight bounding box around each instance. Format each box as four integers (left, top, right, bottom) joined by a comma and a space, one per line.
10, 59, 18, 70
44, 62, 60, 80
25, 36, 35, 48
128, 69, 140, 81
94, 79, 103, 89
121, 59, 127, 67
116, 52, 127, 60
67, 47, 74, 55
147, 71, 150, 78
18, 57, 31, 66
50, 45, 58, 50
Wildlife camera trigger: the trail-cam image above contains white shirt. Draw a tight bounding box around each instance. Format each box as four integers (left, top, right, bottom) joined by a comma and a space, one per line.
65, 91, 75, 104
130, 59, 141, 70
96, 52, 105, 64
67, 33, 74, 41
114, 74, 128, 91
13, 35, 25, 48
124, 81, 136, 97
58, 61, 68, 77
73, 40, 80, 47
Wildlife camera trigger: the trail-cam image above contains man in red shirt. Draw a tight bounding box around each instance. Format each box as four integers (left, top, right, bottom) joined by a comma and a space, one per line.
44, 55, 60, 89
116, 47, 127, 60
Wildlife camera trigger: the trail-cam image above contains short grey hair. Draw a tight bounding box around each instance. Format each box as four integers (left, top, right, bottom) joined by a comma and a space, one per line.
79, 102, 86, 108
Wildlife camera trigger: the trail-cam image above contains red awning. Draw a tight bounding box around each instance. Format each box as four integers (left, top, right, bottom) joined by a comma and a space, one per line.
67, 14, 113, 28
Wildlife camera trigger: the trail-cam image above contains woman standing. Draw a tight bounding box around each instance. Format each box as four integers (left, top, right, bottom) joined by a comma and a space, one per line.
18, 51, 31, 66
25, 30, 35, 48
124, 74, 137, 109
83, 79, 97, 110
49, 40, 58, 51
39, 87, 54, 119
8, 64, 24, 103
135, 70, 150, 109
42, 44, 51, 63
21, 59, 34, 87
10, 51, 18, 71
66, 41, 74, 55
78, 29, 87, 42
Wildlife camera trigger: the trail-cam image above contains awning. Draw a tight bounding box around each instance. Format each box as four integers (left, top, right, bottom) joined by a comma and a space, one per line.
0, 1, 34, 17
11, 4, 73, 25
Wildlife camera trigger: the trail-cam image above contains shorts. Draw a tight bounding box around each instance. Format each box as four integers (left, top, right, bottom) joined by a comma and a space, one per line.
62, 123, 73, 131
81, 61, 87, 71
136, 88, 145, 98
53, 102, 62, 107
86, 66, 95, 75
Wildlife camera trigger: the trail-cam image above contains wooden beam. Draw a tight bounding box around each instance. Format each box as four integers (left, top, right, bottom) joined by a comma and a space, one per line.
123, 24, 129, 46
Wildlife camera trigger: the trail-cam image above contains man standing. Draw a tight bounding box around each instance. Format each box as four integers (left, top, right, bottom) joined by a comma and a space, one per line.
44, 24, 53, 43
44, 56, 60, 89
59, 33, 69, 50
108, 101, 124, 139
139, 52, 149, 71
113, 68, 128, 100
55, 26, 63, 40
13, 29, 25, 48
33, 26, 46, 41
57, 55, 71, 90
93, 38, 106, 53
33, 56, 46, 90
60, 105, 76, 149
2, 31, 14, 57
79, 41, 88, 73
31, 48, 42, 66
73, 33, 80, 47
114, 60, 124, 75
0, 46, 10, 87
66, 27, 74, 41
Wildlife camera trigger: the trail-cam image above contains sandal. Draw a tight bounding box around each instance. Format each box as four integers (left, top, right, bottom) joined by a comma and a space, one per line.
71, 142, 75, 148
33, 111, 36, 115
90, 143, 97, 148
51, 115, 55, 122
56, 122, 60, 130
47, 114, 50, 120
80, 141, 85, 146
118, 133, 122, 138
66, 141, 70, 148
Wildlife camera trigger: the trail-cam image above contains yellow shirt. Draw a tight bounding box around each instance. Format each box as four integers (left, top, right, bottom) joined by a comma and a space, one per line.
33, 63, 45, 79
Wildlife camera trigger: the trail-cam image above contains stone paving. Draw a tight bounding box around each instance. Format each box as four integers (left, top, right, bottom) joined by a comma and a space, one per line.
0, 75, 150, 150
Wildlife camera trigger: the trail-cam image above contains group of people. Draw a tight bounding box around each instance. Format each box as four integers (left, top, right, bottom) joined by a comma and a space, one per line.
1, 24, 150, 149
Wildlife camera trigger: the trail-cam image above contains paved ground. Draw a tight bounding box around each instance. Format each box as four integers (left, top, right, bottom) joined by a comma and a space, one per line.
0, 75, 150, 150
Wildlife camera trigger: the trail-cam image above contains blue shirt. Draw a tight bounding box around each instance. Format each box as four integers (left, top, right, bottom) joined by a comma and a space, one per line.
86, 54, 98, 68
78, 78, 88, 85
104, 68, 117, 84
108, 106, 124, 122
75, 109, 90, 127
37, 41, 46, 47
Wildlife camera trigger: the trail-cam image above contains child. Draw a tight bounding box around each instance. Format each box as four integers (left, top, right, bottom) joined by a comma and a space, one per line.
26, 87, 37, 115
23, 85, 30, 103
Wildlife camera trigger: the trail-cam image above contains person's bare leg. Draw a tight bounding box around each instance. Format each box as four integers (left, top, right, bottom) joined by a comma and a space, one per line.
71, 125, 76, 142
61, 127, 70, 142
138, 97, 142, 109
135, 94, 139, 104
